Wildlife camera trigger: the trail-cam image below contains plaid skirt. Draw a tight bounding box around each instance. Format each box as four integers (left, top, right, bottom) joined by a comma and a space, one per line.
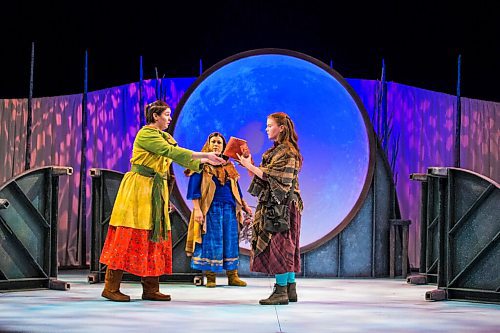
99, 226, 172, 277
250, 202, 301, 274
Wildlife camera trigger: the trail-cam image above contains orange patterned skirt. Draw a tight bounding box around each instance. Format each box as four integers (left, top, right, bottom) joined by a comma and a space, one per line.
99, 226, 172, 277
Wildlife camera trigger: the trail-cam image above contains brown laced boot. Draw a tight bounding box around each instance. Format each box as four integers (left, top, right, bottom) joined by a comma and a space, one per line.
101, 268, 130, 302
205, 271, 216, 288
141, 277, 171, 301
259, 284, 289, 305
226, 270, 247, 287
287, 282, 297, 302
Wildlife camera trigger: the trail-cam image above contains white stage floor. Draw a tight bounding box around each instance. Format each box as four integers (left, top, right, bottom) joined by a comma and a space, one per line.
0, 271, 499, 332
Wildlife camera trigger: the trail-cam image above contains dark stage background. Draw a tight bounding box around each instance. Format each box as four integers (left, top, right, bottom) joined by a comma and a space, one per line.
0, 1, 498, 102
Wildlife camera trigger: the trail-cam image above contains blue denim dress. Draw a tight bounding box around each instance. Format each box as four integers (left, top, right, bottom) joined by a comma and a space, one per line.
187, 173, 242, 272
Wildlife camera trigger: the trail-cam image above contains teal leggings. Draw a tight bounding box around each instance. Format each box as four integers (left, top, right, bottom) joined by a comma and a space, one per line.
275, 272, 296, 286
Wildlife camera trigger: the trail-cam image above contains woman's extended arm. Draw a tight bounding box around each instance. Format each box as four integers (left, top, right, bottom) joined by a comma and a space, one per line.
136, 128, 224, 167
193, 152, 226, 165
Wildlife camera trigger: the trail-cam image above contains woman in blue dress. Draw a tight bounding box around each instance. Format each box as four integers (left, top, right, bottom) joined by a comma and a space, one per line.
185, 132, 253, 287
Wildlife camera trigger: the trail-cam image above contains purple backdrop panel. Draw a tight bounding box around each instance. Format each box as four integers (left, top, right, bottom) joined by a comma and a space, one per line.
461, 97, 500, 182
0, 99, 28, 184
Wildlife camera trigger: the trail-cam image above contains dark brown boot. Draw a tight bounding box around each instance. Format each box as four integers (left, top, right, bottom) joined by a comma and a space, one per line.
226, 270, 247, 287
287, 282, 297, 302
101, 268, 130, 302
141, 277, 171, 301
259, 284, 289, 305
205, 271, 216, 288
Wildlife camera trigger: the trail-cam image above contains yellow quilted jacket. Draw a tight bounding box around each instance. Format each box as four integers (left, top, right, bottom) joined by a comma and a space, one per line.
109, 126, 201, 231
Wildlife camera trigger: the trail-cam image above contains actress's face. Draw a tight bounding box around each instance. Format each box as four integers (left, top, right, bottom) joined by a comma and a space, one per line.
209, 135, 224, 153
154, 108, 172, 130
266, 117, 282, 141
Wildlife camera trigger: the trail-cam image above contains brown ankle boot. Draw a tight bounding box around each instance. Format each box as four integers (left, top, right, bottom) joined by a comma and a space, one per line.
226, 270, 247, 286
141, 277, 171, 301
259, 284, 289, 305
101, 268, 130, 302
205, 271, 216, 288
287, 282, 297, 302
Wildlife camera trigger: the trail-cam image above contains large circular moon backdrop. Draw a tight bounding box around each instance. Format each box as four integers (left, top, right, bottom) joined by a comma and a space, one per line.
172, 49, 374, 251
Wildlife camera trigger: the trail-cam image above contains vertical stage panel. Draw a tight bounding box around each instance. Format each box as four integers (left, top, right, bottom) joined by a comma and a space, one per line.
420, 167, 499, 303
440, 168, 500, 303
0, 166, 72, 291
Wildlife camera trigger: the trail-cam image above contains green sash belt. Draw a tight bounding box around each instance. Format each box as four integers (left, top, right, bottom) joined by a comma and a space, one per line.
131, 164, 168, 242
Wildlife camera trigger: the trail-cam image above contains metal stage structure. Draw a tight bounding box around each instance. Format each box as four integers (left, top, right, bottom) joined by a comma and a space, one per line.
0, 166, 73, 291
410, 167, 499, 303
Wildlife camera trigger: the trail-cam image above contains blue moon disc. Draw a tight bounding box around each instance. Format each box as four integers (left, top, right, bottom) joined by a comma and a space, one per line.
172, 50, 373, 250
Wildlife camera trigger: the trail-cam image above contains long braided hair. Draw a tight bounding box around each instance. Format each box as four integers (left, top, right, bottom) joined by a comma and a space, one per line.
268, 112, 303, 169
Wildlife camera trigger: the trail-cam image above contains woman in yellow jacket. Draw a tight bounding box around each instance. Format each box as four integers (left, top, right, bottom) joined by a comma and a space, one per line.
99, 100, 225, 302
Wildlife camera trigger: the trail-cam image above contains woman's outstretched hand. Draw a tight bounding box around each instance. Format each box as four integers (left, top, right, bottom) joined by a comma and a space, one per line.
202, 152, 226, 165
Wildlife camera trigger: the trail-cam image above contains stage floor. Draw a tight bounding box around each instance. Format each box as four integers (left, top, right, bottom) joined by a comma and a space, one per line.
0, 271, 499, 333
